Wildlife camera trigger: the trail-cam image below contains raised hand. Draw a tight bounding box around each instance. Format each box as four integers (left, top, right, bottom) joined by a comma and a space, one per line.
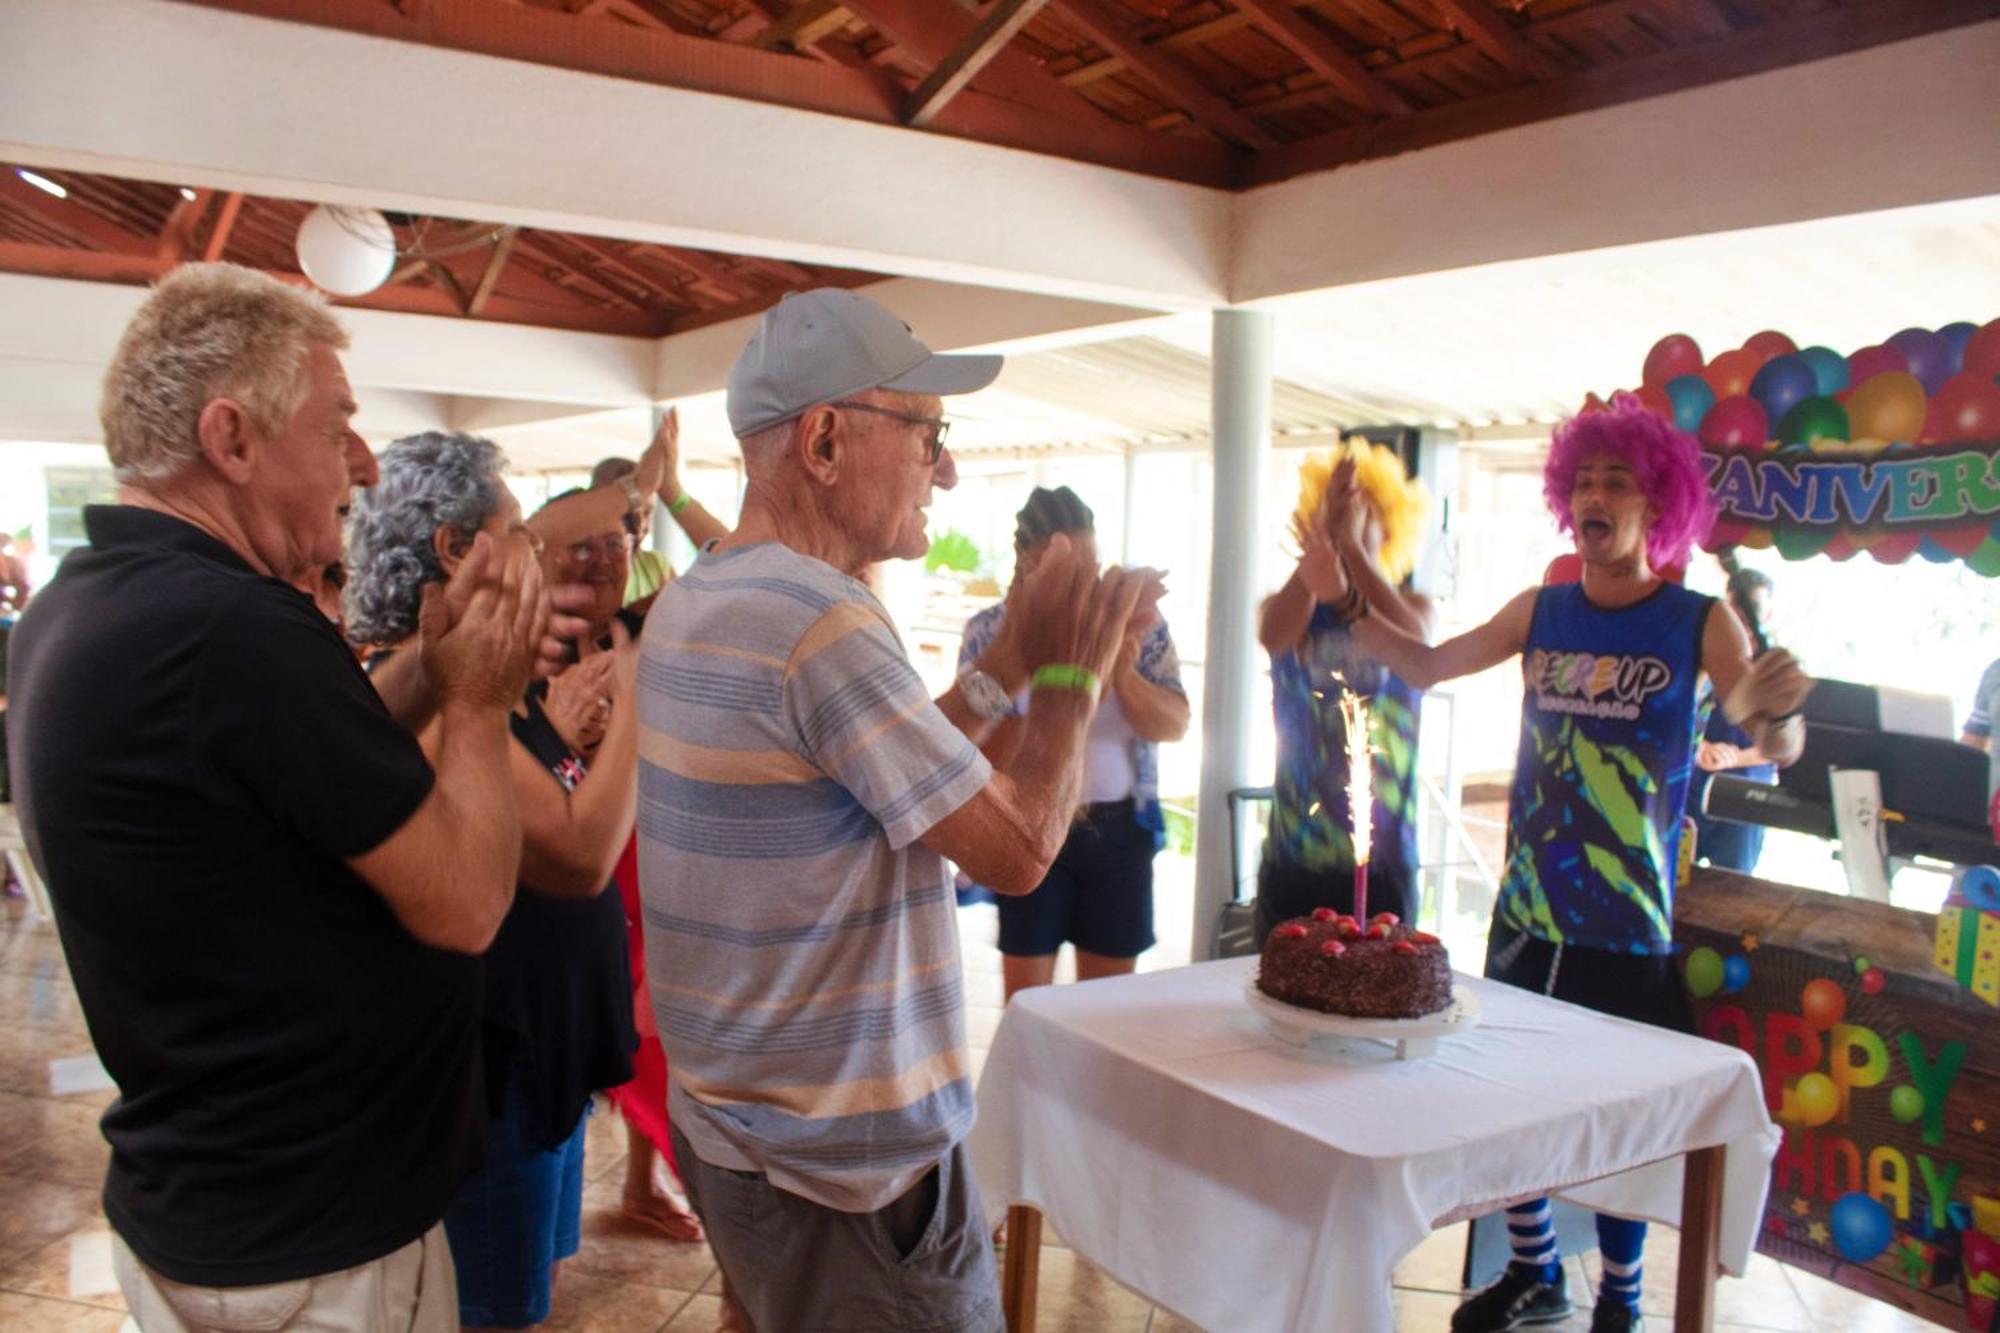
1292, 515, 1348, 605
636, 407, 680, 503
1743, 648, 1813, 720
421, 530, 546, 710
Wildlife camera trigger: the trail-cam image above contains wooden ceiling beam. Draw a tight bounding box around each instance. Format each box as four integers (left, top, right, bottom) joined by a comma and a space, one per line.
1057, 11, 1254, 89
180, 0, 1234, 185
1050, 0, 1279, 149
1243, 0, 2000, 185
200, 192, 246, 262
905, 0, 1051, 129
467, 224, 518, 317
559, 234, 707, 308
155, 188, 214, 260
1231, 0, 1410, 115
514, 234, 658, 311
1428, 0, 1561, 78
750, 0, 850, 50
639, 243, 762, 302
0, 170, 154, 254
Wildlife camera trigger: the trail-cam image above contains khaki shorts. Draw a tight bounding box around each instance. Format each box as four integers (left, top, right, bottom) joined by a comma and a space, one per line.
112, 1223, 457, 1333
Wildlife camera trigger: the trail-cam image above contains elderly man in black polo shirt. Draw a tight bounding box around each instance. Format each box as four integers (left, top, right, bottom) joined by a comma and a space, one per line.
5, 264, 549, 1331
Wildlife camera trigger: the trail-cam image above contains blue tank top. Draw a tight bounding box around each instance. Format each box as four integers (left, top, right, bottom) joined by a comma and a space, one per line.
1496, 581, 1714, 955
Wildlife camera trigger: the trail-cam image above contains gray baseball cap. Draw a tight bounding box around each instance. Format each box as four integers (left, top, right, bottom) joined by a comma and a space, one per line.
726, 288, 1003, 438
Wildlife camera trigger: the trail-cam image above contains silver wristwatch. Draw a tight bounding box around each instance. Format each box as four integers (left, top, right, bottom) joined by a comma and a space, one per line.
957, 668, 1014, 721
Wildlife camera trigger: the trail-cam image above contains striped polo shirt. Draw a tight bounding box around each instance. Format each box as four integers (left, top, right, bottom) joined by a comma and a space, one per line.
636, 541, 993, 1212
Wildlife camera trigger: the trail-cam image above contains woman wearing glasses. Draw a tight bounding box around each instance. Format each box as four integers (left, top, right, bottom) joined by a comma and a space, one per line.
345, 435, 646, 1332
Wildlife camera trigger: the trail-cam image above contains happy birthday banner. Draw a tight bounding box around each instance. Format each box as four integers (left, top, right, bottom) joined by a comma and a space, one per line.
1675, 871, 2000, 1329
1608, 319, 2000, 573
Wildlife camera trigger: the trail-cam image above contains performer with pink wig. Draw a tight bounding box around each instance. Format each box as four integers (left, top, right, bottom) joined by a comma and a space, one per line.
1312, 395, 1813, 1333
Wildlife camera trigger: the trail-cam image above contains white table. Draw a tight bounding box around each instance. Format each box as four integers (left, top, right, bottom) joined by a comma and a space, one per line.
970, 958, 1777, 1333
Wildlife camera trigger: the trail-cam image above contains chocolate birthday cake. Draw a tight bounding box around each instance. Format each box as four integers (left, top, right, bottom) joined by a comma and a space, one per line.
1256, 909, 1453, 1019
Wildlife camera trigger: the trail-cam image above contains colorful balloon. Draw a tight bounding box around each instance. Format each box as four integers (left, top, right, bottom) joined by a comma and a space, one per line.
1939, 322, 1979, 376
1794, 1072, 1839, 1126
1924, 372, 2000, 442
1643, 334, 1704, 388
1829, 1193, 1894, 1263
1962, 319, 2000, 383
1699, 396, 1768, 448
1634, 383, 1673, 421
1722, 953, 1751, 993
1846, 344, 1910, 387
1741, 330, 1798, 363
1702, 348, 1763, 400
1749, 355, 1817, 427
1776, 395, 1850, 447
1887, 327, 1951, 395
1797, 346, 1850, 397
1685, 947, 1724, 999
1801, 978, 1847, 1029
1890, 1085, 1924, 1123
1664, 375, 1715, 434
1845, 372, 1927, 443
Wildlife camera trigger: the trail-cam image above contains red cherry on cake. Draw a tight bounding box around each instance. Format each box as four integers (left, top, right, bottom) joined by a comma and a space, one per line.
1372, 912, 1400, 925
1336, 919, 1359, 938
1411, 931, 1439, 945
1366, 923, 1389, 940
1392, 940, 1418, 955
1320, 938, 1346, 957
1275, 923, 1309, 940
1311, 907, 1337, 922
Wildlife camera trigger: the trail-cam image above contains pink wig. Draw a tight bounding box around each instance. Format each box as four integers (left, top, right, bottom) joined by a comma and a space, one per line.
1543, 393, 1716, 569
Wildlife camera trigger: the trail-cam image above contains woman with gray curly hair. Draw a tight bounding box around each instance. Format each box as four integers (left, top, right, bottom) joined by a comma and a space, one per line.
344, 431, 646, 1331
343, 432, 515, 648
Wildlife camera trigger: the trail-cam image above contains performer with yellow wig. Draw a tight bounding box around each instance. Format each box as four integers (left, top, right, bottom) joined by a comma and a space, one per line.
1253, 440, 1433, 938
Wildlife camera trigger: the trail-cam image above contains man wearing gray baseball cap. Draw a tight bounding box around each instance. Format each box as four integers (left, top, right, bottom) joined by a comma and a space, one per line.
637, 288, 1156, 1331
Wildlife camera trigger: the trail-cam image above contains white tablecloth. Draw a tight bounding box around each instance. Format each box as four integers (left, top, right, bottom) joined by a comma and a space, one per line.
969, 957, 1777, 1333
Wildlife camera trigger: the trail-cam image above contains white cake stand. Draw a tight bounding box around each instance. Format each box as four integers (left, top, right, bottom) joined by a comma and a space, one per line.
1244, 976, 1481, 1060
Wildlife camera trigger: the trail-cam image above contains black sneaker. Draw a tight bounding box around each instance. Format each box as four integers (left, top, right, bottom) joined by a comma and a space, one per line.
1588, 1301, 1643, 1333
1450, 1264, 1573, 1332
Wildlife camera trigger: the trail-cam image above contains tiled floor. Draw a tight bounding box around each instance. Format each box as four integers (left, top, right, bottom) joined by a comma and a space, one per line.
0, 885, 1949, 1331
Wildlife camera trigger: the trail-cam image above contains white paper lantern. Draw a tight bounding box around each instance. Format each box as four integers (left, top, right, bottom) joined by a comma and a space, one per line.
295, 205, 396, 297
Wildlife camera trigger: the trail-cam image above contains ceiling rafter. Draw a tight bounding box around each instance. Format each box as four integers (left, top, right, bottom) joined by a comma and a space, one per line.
749, 0, 849, 50
1230, 0, 1411, 115
905, 0, 1052, 129
184, 0, 1234, 184
201, 192, 246, 262
1245, 0, 2000, 184
155, 188, 214, 260
1050, 0, 1280, 150
0, 171, 154, 254
1055, 11, 1254, 89
468, 224, 519, 316
0, 239, 675, 335
1429, 0, 1563, 77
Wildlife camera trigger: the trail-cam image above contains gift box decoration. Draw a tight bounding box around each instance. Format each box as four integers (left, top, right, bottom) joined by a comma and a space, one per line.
1963, 1229, 2000, 1330
1933, 905, 2000, 1008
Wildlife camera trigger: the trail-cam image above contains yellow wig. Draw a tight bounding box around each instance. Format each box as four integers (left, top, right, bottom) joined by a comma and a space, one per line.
1294, 440, 1429, 584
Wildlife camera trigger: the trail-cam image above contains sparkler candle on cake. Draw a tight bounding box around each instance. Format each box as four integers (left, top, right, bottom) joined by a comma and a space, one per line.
1340, 690, 1373, 922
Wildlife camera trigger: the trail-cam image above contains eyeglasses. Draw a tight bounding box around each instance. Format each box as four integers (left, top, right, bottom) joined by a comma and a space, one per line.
561, 534, 631, 564
830, 400, 951, 464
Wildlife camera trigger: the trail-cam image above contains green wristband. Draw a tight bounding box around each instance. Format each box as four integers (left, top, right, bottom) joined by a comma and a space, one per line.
1029, 663, 1101, 703
668, 491, 693, 515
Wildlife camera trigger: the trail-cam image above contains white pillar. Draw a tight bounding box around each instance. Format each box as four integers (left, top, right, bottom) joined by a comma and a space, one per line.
1192, 307, 1271, 959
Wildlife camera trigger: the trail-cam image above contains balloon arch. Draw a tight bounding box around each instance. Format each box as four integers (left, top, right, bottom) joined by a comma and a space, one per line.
1598, 321, 2000, 575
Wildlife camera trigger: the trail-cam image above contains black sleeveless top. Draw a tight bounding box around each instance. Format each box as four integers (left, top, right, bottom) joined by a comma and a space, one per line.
480, 689, 636, 1149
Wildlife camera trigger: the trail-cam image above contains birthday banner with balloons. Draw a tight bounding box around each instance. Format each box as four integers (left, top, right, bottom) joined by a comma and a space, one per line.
1621, 320, 2000, 573
1675, 872, 2000, 1328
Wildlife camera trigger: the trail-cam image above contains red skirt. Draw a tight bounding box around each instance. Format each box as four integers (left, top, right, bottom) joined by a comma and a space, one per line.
603, 834, 677, 1176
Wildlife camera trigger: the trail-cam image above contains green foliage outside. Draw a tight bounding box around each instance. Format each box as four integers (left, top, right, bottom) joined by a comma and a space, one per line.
925, 528, 981, 575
